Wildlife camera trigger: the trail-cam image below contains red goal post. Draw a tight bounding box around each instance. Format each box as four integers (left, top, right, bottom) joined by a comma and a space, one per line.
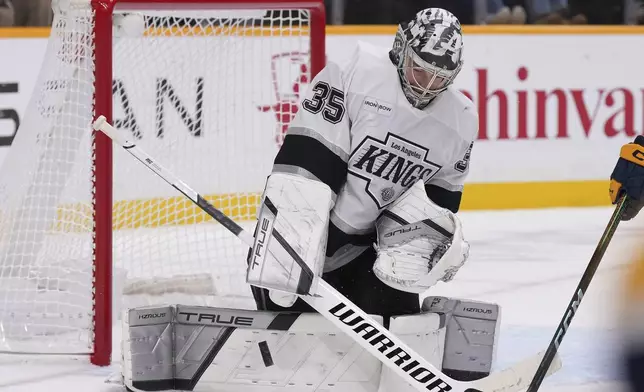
92, 0, 326, 367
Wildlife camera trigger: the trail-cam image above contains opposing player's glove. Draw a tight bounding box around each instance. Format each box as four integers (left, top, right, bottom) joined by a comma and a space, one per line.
610, 135, 644, 220
373, 180, 469, 294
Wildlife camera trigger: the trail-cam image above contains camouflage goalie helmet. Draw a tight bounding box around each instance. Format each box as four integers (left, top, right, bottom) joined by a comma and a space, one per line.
390, 8, 464, 109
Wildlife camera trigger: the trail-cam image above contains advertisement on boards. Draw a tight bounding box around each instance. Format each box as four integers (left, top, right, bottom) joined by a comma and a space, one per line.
0, 29, 642, 208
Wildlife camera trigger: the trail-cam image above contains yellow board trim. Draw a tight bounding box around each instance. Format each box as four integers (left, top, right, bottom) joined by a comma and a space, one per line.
51, 180, 612, 232
4, 25, 644, 39
55, 192, 262, 232
0, 27, 50, 38
460, 180, 611, 210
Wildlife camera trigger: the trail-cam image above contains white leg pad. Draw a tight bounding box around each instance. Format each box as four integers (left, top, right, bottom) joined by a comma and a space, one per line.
377, 312, 446, 392
121, 305, 384, 392
423, 296, 501, 381
376, 297, 501, 392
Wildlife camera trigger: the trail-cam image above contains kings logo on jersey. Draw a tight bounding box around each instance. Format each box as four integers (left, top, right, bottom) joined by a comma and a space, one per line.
349, 133, 442, 208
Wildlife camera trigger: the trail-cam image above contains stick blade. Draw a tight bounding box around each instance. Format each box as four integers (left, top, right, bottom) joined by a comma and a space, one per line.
470, 351, 562, 392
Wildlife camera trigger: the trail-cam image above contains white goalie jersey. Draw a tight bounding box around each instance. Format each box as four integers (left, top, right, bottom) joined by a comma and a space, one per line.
272, 42, 478, 273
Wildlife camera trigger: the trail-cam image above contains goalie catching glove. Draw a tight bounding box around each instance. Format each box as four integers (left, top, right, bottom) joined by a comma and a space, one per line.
373, 180, 469, 294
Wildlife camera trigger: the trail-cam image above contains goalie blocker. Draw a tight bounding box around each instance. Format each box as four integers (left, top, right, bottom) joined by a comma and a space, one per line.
118, 296, 499, 392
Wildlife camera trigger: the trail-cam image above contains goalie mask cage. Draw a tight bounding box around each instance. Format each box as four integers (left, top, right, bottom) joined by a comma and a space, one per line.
0, 0, 325, 366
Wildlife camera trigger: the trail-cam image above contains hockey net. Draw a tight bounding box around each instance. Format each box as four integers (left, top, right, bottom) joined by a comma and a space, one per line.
0, 0, 325, 364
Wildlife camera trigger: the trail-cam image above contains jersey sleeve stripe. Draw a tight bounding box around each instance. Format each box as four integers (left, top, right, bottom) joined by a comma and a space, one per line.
429, 178, 465, 192
273, 133, 348, 195
287, 126, 350, 162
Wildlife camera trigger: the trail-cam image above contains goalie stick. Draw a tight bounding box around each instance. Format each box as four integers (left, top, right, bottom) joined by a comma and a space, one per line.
526, 195, 629, 391
93, 115, 561, 392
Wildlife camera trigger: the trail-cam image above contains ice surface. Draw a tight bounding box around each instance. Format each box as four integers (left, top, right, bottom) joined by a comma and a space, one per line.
1, 206, 641, 392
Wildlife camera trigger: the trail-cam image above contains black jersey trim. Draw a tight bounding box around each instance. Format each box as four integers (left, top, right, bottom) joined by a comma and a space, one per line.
326, 220, 376, 257
273, 134, 348, 195
424, 184, 463, 214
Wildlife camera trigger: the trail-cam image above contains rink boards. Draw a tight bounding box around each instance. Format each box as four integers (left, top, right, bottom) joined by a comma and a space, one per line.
1, 26, 644, 214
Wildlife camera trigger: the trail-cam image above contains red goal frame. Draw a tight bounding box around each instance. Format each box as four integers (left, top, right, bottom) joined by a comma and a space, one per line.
90, 0, 326, 366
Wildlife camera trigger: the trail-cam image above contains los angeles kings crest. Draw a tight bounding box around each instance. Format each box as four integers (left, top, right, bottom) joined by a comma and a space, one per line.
349, 132, 442, 208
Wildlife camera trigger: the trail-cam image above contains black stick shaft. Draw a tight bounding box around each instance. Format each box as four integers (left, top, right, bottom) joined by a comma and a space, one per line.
526, 195, 629, 391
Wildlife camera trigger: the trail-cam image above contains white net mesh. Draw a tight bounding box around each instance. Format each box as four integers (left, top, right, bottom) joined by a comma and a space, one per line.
0, 1, 313, 354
